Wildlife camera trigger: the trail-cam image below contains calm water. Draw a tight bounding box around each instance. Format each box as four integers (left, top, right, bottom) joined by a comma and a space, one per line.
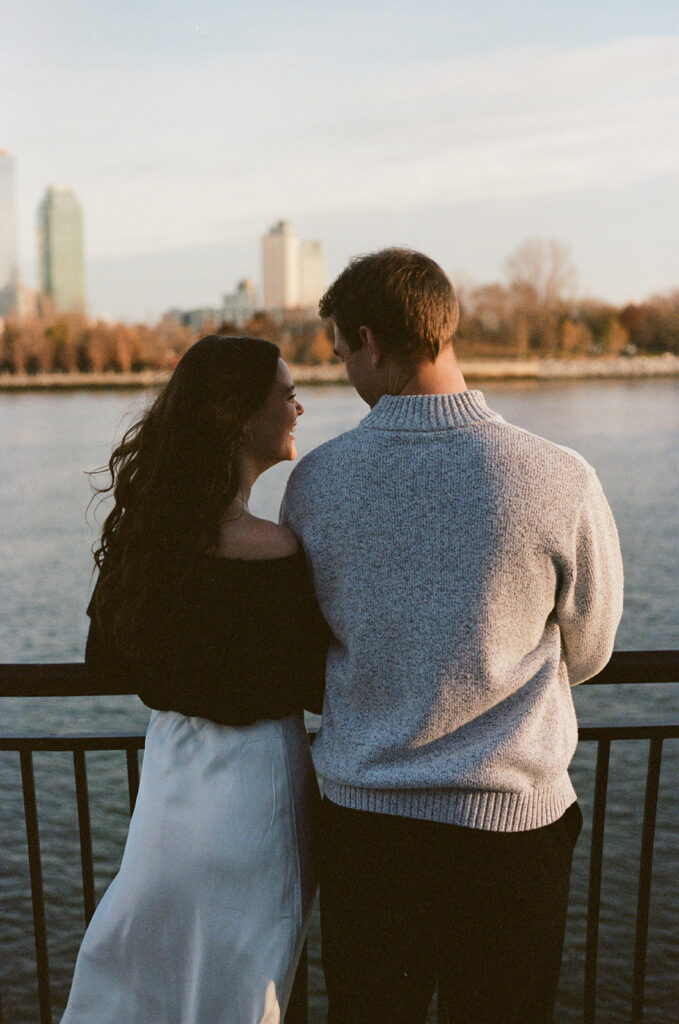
1, 380, 678, 1023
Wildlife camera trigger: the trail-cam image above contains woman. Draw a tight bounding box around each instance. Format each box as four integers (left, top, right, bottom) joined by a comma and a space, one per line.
61, 336, 330, 1024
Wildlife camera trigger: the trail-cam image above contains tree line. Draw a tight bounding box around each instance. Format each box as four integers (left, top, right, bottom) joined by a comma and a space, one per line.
454, 240, 679, 360
1, 240, 678, 375
0, 312, 335, 375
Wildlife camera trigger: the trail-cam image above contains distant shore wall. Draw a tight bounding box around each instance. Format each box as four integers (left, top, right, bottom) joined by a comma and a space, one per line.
1, 354, 679, 390
458, 353, 679, 381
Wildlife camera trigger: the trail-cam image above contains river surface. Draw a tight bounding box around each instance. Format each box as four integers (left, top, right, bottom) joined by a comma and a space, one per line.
1, 379, 678, 1023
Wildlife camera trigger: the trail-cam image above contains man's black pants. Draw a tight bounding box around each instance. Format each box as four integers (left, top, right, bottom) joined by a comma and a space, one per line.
320, 798, 583, 1024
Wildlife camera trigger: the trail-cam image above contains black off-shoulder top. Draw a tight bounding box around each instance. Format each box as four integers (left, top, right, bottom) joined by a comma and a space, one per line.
85, 550, 330, 725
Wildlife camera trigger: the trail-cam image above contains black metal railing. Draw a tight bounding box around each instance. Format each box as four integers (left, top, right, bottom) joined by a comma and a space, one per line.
1, 650, 678, 1024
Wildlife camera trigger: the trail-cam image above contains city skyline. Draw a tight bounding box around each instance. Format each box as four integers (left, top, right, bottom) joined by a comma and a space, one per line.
2, 1, 678, 321
0, 155, 321, 321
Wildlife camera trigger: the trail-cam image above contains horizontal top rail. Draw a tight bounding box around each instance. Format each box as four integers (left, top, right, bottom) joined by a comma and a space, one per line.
577, 722, 679, 740
0, 650, 678, 698
586, 650, 679, 685
0, 733, 146, 752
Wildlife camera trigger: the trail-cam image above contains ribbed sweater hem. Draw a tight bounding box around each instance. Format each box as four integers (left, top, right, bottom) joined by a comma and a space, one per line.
323, 774, 577, 832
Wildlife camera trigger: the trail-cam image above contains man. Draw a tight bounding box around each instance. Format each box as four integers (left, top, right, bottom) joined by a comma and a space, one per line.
280, 248, 623, 1024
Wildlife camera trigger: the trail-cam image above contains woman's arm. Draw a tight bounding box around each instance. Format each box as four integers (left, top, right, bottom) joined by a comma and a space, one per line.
86, 559, 330, 724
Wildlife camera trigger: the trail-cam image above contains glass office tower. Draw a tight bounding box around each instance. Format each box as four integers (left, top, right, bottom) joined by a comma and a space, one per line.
37, 185, 85, 313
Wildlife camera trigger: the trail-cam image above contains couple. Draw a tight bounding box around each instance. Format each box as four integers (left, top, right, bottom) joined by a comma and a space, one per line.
62, 249, 623, 1024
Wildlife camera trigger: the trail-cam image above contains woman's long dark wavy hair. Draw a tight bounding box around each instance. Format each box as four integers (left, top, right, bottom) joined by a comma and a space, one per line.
90, 335, 280, 666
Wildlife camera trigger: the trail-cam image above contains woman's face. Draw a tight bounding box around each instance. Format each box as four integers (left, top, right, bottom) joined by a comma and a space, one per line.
243, 359, 304, 466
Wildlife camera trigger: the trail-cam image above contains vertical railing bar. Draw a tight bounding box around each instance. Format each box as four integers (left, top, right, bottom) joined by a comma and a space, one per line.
72, 749, 96, 924
583, 738, 610, 1024
126, 748, 140, 816
19, 750, 53, 1024
631, 737, 663, 1024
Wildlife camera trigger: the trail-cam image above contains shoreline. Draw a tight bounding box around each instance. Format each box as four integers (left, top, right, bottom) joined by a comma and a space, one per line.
1, 353, 679, 390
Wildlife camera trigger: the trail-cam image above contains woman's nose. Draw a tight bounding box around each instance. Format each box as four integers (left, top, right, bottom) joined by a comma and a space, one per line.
296, 401, 304, 416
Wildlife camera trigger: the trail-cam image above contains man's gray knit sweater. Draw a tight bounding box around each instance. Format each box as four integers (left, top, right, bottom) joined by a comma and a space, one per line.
281, 390, 624, 832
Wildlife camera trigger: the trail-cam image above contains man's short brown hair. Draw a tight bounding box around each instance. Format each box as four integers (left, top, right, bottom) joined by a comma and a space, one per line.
319, 248, 460, 363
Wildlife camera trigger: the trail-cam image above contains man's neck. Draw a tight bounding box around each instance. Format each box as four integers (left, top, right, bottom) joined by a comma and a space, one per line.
389, 347, 467, 397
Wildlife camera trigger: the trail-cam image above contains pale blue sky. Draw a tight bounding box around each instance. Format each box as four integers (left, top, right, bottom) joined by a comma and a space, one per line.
3, 0, 678, 320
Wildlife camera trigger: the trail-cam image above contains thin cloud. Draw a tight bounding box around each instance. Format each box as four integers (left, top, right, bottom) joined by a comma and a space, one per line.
292, 36, 679, 200
65, 34, 679, 258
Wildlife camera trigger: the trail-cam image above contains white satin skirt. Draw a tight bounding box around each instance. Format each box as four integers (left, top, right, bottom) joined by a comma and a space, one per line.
61, 709, 319, 1024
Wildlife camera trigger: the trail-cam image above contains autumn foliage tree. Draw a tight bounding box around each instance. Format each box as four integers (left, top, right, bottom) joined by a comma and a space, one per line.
505, 239, 577, 355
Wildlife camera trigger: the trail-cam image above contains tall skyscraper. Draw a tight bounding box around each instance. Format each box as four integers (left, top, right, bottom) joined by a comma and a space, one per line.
299, 240, 325, 309
0, 149, 19, 317
262, 220, 300, 310
261, 220, 325, 312
37, 185, 85, 313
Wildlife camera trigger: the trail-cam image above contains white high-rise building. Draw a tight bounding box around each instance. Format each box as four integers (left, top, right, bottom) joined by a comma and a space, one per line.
0, 149, 19, 317
299, 240, 325, 310
261, 220, 324, 312
262, 220, 300, 311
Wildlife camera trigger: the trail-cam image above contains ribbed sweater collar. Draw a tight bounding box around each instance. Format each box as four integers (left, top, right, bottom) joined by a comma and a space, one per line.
361, 389, 500, 431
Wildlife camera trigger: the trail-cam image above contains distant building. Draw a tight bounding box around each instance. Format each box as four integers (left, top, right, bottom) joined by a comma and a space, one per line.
261, 220, 324, 313
170, 307, 223, 333
0, 149, 19, 317
37, 185, 85, 313
262, 220, 300, 311
222, 278, 257, 327
299, 240, 325, 310
163, 280, 257, 335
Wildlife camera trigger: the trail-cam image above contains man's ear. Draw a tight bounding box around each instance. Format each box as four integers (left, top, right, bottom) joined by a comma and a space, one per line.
359, 326, 382, 368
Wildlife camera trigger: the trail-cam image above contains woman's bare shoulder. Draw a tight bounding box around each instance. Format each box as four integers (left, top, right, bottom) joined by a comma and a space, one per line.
215, 516, 300, 561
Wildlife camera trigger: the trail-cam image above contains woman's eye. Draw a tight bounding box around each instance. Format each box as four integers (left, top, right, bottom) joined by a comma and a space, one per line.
289, 393, 297, 401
